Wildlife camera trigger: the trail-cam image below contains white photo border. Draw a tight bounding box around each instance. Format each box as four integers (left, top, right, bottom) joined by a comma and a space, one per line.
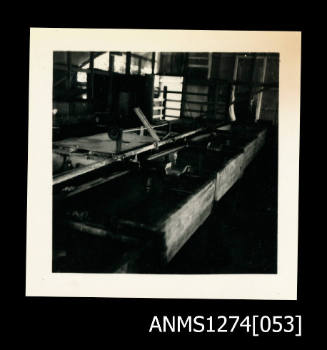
26, 28, 301, 299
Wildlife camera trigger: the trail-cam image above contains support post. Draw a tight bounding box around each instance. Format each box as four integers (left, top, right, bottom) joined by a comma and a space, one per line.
67, 52, 72, 90
134, 107, 160, 142
126, 52, 131, 75
163, 86, 167, 120
151, 52, 155, 74
255, 56, 268, 122
89, 52, 95, 101
229, 55, 239, 122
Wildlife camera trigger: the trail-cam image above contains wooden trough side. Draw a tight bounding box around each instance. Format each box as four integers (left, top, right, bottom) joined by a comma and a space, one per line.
116, 176, 216, 264
215, 151, 245, 201
242, 129, 267, 168
54, 127, 267, 272
109, 178, 216, 270
254, 129, 267, 154
242, 138, 258, 168
161, 179, 215, 262
213, 128, 267, 201
59, 169, 216, 271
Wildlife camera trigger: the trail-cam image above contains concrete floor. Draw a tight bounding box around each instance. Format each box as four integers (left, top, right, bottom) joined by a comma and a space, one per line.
164, 128, 278, 274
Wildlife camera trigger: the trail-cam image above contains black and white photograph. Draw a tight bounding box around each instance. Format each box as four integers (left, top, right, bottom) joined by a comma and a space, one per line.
52, 50, 278, 274
26, 29, 300, 299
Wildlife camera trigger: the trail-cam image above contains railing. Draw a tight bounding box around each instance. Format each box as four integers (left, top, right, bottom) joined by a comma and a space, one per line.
158, 89, 211, 119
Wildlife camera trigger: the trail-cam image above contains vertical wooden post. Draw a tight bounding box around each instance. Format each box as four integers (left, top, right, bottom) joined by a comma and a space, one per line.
138, 57, 142, 75
126, 52, 131, 75
151, 52, 155, 74
163, 86, 167, 120
207, 52, 212, 80
213, 81, 218, 120
109, 52, 114, 72
249, 54, 257, 120
229, 55, 239, 122
67, 52, 72, 116
67, 52, 72, 90
214, 53, 222, 119
180, 53, 188, 119
89, 52, 95, 101
255, 56, 268, 122
108, 53, 114, 111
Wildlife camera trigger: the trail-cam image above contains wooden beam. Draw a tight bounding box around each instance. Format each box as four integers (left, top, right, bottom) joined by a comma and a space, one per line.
162, 86, 167, 120
208, 53, 212, 79
229, 55, 239, 121
131, 53, 153, 62
151, 52, 155, 74
126, 52, 131, 75
161, 90, 209, 96
89, 52, 94, 100
255, 56, 268, 121
53, 127, 207, 185
66, 220, 138, 243
66, 52, 72, 90
54, 64, 109, 76
138, 58, 141, 75
55, 169, 131, 200
109, 53, 114, 72
134, 107, 160, 142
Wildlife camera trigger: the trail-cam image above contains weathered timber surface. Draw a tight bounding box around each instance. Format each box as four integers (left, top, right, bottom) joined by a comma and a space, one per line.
212, 128, 267, 201
243, 129, 267, 168
215, 152, 245, 201
112, 175, 216, 263
162, 179, 215, 262
53, 132, 155, 155
55, 126, 267, 272
61, 170, 216, 268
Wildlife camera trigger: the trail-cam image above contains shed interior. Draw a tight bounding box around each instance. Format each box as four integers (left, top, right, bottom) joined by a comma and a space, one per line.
52, 51, 278, 273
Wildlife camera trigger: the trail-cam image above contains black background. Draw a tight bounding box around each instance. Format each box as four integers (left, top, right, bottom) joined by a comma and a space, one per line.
14, 14, 311, 344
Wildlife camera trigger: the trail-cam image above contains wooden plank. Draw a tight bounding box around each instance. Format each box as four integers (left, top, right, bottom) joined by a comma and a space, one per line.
54, 170, 131, 200
188, 64, 209, 68
114, 176, 216, 263
215, 152, 244, 201
162, 86, 167, 119
208, 53, 212, 79
255, 56, 268, 121
229, 55, 239, 122
57, 128, 267, 271
163, 179, 215, 261
210, 128, 267, 201
126, 52, 131, 75
54, 132, 155, 155
67, 52, 72, 89
53, 127, 207, 185
134, 107, 160, 142
89, 52, 94, 100
151, 52, 155, 74
160, 90, 209, 96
